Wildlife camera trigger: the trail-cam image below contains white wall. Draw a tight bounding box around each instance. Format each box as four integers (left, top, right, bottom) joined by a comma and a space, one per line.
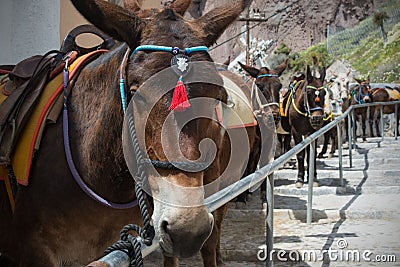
0, 0, 60, 65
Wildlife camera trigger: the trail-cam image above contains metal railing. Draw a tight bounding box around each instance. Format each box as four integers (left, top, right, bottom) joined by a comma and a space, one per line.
87, 100, 400, 267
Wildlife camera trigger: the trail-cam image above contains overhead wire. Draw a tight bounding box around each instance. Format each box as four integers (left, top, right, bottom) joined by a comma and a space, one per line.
210, 0, 301, 51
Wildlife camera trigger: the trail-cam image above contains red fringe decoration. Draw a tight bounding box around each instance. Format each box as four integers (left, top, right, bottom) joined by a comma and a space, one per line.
315, 96, 320, 103
169, 78, 190, 112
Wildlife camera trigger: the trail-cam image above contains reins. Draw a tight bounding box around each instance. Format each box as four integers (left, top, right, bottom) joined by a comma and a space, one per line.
352, 83, 371, 104
62, 49, 140, 209
251, 73, 280, 115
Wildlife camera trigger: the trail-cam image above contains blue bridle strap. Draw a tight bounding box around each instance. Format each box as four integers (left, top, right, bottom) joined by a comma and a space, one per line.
257, 73, 279, 79
130, 45, 209, 58
120, 45, 209, 112
309, 107, 323, 111
353, 84, 370, 104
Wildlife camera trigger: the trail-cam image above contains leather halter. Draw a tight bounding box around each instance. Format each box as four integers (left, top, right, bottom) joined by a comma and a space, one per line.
252, 73, 280, 114
124, 45, 213, 172
352, 83, 371, 104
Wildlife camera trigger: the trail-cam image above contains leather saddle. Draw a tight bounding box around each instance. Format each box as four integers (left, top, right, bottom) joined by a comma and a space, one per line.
0, 24, 115, 166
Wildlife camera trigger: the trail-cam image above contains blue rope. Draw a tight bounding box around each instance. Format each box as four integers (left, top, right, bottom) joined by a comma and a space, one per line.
130, 45, 208, 58
120, 78, 127, 113
257, 73, 279, 79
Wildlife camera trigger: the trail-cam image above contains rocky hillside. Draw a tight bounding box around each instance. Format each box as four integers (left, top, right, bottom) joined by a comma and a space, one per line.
184, 0, 388, 64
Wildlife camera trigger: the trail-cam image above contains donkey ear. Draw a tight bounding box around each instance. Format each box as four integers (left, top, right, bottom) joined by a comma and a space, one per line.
123, 0, 141, 13
366, 75, 370, 83
223, 56, 231, 67
354, 78, 361, 84
274, 58, 288, 76
320, 67, 326, 82
71, 0, 144, 49
306, 65, 313, 84
195, 0, 252, 47
238, 62, 259, 78
169, 0, 191, 16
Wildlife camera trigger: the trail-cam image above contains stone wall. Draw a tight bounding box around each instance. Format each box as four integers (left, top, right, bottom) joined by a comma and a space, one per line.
182, 0, 387, 64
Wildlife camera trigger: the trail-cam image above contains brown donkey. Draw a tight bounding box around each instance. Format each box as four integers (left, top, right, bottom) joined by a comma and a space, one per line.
288, 66, 327, 188
235, 59, 288, 207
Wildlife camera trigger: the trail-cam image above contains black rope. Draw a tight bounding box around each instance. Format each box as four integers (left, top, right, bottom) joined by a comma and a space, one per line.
105, 109, 155, 267
104, 224, 144, 267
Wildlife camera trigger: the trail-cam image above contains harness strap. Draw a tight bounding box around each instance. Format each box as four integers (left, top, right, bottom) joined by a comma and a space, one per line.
4, 171, 15, 212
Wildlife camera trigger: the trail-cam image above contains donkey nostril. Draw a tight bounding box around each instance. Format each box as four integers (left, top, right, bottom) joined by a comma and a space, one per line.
161, 220, 169, 234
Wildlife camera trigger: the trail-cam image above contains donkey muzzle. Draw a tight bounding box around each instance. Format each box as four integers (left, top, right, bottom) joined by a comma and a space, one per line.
310, 115, 324, 130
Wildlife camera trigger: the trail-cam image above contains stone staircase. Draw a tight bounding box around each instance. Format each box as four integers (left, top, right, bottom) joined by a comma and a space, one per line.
145, 137, 400, 266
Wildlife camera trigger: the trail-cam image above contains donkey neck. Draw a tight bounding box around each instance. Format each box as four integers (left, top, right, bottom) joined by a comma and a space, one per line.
69, 44, 135, 202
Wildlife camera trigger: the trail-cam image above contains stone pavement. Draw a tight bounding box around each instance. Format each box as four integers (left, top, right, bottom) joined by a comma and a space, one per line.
144, 137, 400, 266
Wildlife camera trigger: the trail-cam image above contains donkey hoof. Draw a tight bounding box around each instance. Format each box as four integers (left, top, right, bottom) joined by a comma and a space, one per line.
295, 181, 304, 188
317, 153, 325, 158
328, 153, 334, 158
313, 181, 320, 187
262, 201, 268, 210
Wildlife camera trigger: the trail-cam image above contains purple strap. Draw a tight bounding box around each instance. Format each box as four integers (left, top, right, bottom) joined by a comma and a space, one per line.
63, 103, 138, 209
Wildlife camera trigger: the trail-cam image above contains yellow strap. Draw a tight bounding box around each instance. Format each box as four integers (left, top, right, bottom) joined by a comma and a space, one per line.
323, 112, 333, 121
291, 96, 308, 116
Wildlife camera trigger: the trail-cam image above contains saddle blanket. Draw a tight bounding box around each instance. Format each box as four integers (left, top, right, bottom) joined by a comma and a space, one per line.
386, 88, 400, 101
215, 74, 257, 129
0, 51, 103, 185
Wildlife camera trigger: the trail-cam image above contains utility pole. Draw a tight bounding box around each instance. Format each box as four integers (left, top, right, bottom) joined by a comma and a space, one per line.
239, 9, 270, 66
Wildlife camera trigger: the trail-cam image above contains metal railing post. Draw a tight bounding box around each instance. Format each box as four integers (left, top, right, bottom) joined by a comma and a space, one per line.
395, 103, 398, 140
348, 112, 353, 168
380, 105, 384, 142
337, 123, 344, 187
266, 173, 274, 267
307, 141, 315, 224
351, 110, 356, 145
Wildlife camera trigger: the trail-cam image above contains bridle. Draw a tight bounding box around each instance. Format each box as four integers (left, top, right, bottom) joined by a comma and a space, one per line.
123, 45, 214, 172
61, 44, 215, 210
291, 80, 325, 117
251, 73, 280, 116
351, 82, 371, 104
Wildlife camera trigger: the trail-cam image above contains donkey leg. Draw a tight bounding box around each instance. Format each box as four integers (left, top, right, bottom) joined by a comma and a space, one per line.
375, 112, 381, 137
201, 205, 228, 267
293, 133, 305, 188
235, 191, 247, 209
163, 256, 178, 267
362, 116, 367, 141
313, 143, 319, 187
329, 134, 338, 158
318, 132, 329, 158
284, 134, 291, 154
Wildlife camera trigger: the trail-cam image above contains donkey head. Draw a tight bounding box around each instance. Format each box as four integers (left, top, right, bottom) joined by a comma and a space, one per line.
238, 59, 287, 125
353, 76, 371, 104
71, 0, 251, 259
305, 66, 326, 129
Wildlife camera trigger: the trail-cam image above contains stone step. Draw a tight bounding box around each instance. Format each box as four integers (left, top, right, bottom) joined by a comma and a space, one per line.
273, 170, 400, 186
274, 185, 400, 196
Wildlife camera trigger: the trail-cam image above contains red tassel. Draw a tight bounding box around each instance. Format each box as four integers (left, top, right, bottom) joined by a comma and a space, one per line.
315, 96, 320, 103
169, 77, 190, 112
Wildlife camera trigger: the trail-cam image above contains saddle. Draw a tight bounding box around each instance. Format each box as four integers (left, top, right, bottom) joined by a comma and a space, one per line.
0, 24, 115, 166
